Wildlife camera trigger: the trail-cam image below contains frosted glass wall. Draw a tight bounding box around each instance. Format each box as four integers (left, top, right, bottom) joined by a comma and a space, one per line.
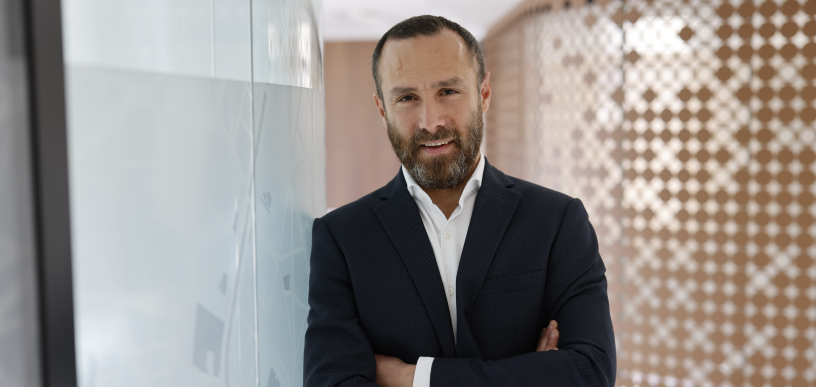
0, 0, 42, 386
62, 1, 325, 386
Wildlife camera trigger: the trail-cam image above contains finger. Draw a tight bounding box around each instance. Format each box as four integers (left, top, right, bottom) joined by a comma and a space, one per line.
545, 329, 559, 351
536, 329, 545, 351
537, 321, 556, 351
541, 321, 558, 351
546, 321, 559, 350
536, 329, 549, 351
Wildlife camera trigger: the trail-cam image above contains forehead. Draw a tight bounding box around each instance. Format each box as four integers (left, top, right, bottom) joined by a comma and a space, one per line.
379, 29, 477, 88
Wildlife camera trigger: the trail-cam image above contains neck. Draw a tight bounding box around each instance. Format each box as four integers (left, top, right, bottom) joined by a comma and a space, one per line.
421, 154, 481, 219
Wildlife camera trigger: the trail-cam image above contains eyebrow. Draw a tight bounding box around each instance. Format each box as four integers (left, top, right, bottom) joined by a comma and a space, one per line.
389, 77, 467, 97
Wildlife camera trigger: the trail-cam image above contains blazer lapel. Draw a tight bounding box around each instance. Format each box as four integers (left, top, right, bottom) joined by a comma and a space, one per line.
455, 161, 521, 357
374, 170, 457, 358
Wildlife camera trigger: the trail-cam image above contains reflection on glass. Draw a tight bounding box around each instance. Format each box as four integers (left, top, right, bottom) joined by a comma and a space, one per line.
63, 0, 324, 386
253, 84, 325, 387
252, 0, 323, 89
67, 68, 258, 387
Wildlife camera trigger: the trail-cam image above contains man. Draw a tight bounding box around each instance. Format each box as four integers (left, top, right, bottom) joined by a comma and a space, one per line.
304, 15, 615, 387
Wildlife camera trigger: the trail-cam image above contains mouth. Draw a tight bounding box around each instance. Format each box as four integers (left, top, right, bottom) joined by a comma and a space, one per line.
418, 139, 455, 155
420, 139, 452, 148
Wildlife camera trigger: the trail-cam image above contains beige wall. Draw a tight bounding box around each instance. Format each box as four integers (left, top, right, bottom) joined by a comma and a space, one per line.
483, 23, 525, 179
325, 41, 401, 209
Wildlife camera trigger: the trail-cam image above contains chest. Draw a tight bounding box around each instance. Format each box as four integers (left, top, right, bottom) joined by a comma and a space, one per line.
344, 223, 552, 357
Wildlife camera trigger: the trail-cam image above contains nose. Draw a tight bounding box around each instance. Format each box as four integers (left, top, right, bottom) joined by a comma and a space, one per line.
417, 100, 446, 134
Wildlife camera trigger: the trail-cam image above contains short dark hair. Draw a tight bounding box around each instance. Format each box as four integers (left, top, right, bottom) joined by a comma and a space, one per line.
371, 15, 486, 102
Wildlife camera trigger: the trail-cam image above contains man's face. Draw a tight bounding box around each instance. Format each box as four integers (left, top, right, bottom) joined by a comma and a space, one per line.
374, 29, 491, 190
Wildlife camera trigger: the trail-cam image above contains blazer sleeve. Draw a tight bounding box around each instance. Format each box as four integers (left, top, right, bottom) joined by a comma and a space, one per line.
304, 218, 380, 387
429, 198, 617, 387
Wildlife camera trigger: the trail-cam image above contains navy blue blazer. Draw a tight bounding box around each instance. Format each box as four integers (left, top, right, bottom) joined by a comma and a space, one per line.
304, 160, 616, 386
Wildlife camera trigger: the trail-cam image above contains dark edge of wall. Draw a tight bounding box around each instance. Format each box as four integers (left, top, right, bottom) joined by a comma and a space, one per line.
22, 0, 77, 386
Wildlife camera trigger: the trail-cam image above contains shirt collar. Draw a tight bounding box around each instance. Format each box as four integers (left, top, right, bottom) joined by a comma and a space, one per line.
402, 154, 486, 206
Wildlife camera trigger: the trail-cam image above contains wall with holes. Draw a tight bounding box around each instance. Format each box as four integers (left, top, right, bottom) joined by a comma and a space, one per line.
484, 0, 816, 386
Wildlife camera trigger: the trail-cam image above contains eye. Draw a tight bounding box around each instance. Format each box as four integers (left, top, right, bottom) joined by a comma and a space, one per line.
441, 89, 457, 95
398, 95, 415, 102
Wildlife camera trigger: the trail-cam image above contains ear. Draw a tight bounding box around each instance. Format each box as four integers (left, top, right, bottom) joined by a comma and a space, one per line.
480, 72, 492, 113
373, 91, 387, 128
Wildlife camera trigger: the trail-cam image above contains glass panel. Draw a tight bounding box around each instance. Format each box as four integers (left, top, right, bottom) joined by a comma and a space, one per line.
0, 0, 41, 385
66, 69, 258, 387
250, 0, 323, 89
63, 1, 258, 386
64, 0, 326, 385
62, 0, 252, 81
251, 1, 325, 386
253, 83, 325, 387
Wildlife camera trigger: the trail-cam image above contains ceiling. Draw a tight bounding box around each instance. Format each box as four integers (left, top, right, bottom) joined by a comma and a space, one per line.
322, 0, 527, 41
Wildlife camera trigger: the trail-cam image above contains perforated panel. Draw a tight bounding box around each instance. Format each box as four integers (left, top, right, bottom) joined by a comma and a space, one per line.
483, 1, 816, 385
739, 1, 816, 386
517, 1, 629, 370
618, 0, 755, 384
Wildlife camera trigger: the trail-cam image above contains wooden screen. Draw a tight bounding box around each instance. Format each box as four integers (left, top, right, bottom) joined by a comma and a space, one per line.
484, 1, 816, 386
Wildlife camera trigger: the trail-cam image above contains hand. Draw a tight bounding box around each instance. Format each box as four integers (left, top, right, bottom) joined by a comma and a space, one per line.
536, 320, 560, 351
374, 354, 416, 387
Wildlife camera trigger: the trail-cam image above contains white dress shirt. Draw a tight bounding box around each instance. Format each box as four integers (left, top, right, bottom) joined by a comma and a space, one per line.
404, 155, 486, 387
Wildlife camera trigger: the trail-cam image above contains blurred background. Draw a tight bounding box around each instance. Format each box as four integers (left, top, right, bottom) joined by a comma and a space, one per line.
2, 0, 815, 386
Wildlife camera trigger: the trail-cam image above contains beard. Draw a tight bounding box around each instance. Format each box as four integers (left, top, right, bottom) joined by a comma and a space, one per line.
387, 106, 484, 190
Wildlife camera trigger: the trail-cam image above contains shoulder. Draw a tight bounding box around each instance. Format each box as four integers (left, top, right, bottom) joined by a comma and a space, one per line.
508, 175, 573, 205
490, 164, 577, 210
498, 170, 588, 223
484, 161, 574, 207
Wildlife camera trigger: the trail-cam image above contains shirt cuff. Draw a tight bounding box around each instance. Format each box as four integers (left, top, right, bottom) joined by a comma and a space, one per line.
412, 356, 434, 387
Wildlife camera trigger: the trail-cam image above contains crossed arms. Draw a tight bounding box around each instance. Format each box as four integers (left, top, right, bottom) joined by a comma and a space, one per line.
304, 199, 616, 386
373, 320, 562, 387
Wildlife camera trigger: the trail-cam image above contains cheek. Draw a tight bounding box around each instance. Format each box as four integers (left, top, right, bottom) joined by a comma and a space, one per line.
445, 100, 476, 126
390, 109, 418, 129
450, 105, 467, 120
